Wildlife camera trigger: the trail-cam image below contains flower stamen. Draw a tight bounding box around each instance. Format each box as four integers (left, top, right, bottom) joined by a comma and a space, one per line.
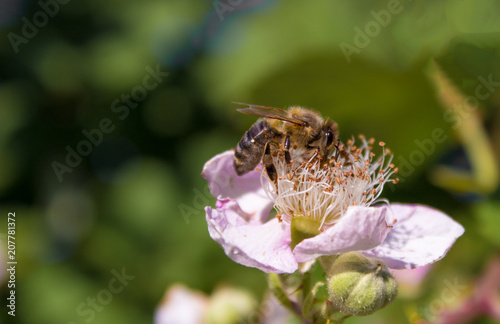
263, 137, 398, 231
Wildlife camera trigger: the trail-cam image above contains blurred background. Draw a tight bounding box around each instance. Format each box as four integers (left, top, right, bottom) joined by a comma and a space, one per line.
0, 0, 500, 323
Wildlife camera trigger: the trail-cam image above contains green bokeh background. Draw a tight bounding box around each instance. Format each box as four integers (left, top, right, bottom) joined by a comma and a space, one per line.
1, 0, 500, 323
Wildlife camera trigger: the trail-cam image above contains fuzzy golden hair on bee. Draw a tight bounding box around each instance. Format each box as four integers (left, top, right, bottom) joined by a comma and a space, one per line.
233, 103, 339, 187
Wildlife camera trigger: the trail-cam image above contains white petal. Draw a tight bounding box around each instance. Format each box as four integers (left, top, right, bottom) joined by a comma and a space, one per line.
293, 206, 391, 263
155, 285, 208, 324
206, 205, 298, 273
363, 204, 465, 269
202, 150, 273, 223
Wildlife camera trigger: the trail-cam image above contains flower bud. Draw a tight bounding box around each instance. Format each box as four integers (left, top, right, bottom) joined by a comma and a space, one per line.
326, 253, 398, 316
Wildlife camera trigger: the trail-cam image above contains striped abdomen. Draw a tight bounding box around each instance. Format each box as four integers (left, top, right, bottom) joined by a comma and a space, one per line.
234, 119, 281, 175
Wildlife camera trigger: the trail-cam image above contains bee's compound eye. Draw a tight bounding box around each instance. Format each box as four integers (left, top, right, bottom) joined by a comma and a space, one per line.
325, 130, 335, 147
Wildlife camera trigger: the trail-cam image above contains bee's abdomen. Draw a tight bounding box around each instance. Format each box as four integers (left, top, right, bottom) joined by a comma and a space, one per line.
234, 119, 276, 175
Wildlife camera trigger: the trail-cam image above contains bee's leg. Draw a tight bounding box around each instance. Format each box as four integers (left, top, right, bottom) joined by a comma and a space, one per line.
333, 139, 341, 159
283, 135, 291, 164
263, 142, 277, 185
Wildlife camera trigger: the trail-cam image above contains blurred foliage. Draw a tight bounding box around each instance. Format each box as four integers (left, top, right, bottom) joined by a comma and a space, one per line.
0, 0, 499, 323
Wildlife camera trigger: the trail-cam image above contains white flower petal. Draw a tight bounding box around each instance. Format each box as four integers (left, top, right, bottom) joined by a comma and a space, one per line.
202, 150, 273, 223
155, 285, 208, 324
363, 204, 465, 269
206, 205, 298, 274
293, 206, 391, 263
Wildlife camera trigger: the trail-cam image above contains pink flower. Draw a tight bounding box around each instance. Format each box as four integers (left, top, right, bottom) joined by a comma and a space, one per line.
202, 138, 464, 274
155, 284, 291, 324
391, 264, 433, 297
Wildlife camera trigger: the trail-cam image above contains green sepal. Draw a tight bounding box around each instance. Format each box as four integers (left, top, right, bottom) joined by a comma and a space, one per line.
302, 281, 324, 320
318, 255, 338, 274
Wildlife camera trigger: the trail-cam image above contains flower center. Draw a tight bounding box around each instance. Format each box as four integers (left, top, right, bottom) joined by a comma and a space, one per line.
263, 135, 399, 232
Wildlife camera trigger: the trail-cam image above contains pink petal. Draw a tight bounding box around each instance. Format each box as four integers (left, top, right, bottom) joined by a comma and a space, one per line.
154, 285, 208, 324
202, 150, 273, 223
363, 204, 465, 269
206, 204, 298, 274
261, 294, 295, 324
390, 264, 433, 286
293, 206, 391, 263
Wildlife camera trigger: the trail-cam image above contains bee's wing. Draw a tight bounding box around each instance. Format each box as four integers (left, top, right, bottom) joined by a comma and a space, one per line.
234, 102, 305, 126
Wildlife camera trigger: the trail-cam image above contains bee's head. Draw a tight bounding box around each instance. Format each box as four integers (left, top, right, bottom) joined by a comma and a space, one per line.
320, 119, 339, 157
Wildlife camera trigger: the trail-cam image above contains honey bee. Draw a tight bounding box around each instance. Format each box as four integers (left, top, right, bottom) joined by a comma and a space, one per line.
233, 103, 339, 183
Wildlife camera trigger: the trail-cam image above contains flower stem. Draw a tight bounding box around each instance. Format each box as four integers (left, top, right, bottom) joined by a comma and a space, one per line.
268, 273, 301, 316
